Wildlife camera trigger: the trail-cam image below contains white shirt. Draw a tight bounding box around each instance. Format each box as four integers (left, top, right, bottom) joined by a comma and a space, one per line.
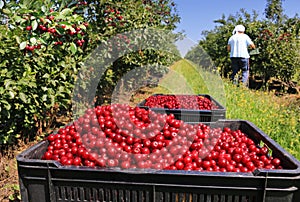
228, 33, 253, 58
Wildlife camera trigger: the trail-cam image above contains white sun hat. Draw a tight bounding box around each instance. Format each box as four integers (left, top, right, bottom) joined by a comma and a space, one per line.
232, 25, 245, 34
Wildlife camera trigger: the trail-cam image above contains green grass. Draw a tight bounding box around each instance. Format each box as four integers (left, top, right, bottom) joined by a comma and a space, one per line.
224, 82, 300, 160
147, 59, 300, 160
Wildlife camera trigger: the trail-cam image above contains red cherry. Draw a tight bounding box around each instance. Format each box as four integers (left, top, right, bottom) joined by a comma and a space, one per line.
120, 161, 131, 169
175, 161, 184, 170
271, 158, 281, 167
48, 16, 55, 21
26, 26, 32, 31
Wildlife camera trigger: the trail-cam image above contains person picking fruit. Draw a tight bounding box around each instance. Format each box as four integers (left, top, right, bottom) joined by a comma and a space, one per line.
227, 24, 256, 86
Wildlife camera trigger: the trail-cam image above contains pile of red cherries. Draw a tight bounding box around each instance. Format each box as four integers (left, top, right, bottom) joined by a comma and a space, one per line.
143, 95, 218, 110
42, 104, 282, 172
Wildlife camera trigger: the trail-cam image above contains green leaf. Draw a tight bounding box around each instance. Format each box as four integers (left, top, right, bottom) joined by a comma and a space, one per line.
43, 32, 51, 41
42, 73, 50, 78
4, 79, 13, 89
58, 61, 66, 67
50, 95, 55, 106
41, 5, 46, 13
9, 194, 14, 201
2, 9, 11, 14
9, 91, 15, 99
68, 27, 76, 33
19, 92, 27, 103
45, 19, 52, 24
31, 20, 38, 31
1, 100, 11, 110
60, 72, 66, 80
55, 28, 63, 35
14, 16, 23, 23
1, 68, 9, 75
0, 87, 4, 94
19, 41, 27, 50
0, 0, 4, 9
38, 37, 46, 44
58, 86, 65, 92
67, 0, 78, 8
15, 36, 21, 44
42, 94, 47, 101
50, 80, 57, 86
70, 42, 77, 54
61, 8, 73, 16
30, 37, 37, 44
60, 21, 72, 26
79, 24, 86, 30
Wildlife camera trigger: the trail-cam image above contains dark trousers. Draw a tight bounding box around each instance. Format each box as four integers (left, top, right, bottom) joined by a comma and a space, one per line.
230, 57, 249, 84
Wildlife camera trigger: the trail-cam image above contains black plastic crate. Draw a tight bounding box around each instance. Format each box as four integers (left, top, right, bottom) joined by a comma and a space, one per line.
17, 120, 300, 202
137, 94, 226, 122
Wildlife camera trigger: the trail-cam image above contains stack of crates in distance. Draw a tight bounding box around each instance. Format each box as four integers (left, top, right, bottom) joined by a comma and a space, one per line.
137, 94, 226, 122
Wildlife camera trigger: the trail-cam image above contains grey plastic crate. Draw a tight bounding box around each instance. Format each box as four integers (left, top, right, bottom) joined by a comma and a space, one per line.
17, 120, 300, 202
137, 94, 226, 122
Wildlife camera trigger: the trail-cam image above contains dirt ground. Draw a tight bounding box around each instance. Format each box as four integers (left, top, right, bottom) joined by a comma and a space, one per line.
0, 141, 37, 202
